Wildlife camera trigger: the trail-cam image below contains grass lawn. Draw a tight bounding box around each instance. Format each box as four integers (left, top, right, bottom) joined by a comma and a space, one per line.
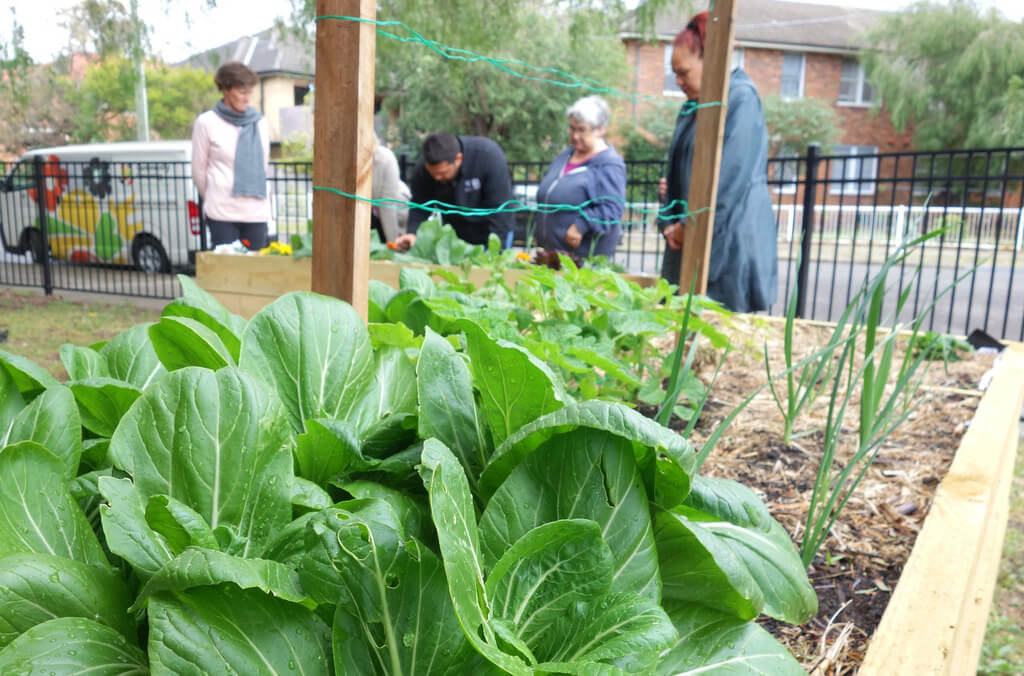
979, 439, 1024, 674
0, 286, 164, 379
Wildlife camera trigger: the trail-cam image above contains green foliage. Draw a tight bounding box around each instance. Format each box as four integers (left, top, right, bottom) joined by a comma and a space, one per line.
860, 0, 1024, 149
0, 270, 815, 672
762, 95, 841, 158
620, 105, 678, 162
61, 57, 218, 142
907, 330, 973, 363
58, 0, 144, 60
0, 14, 67, 151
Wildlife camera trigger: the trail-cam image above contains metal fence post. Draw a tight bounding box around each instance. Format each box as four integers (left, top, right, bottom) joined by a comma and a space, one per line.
795, 143, 819, 318
31, 155, 53, 296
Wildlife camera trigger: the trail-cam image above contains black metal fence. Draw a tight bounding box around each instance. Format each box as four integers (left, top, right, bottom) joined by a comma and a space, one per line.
3, 147, 1022, 340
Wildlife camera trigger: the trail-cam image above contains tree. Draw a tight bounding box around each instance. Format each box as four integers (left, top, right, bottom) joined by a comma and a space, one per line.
0, 12, 69, 153
761, 95, 840, 158
61, 57, 217, 143
59, 0, 143, 59
860, 0, 1024, 150
288, 0, 692, 161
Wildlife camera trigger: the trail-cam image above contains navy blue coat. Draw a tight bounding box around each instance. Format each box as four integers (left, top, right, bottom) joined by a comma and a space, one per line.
407, 136, 514, 246
533, 145, 626, 258
659, 69, 778, 312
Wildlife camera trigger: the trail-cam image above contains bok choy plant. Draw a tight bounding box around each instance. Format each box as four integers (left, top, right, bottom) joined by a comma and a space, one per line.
0, 275, 816, 674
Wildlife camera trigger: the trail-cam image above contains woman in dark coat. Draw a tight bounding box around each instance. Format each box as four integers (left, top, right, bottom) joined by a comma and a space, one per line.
534, 95, 626, 258
659, 11, 778, 312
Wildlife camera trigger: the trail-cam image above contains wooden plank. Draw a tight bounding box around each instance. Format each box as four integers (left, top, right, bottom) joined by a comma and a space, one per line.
860, 346, 1024, 674
311, 0, 375, 320
678, 0, 736, 294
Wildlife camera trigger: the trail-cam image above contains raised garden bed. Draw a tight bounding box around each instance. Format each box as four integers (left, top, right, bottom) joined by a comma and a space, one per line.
195, 251, 658, 317
687, 316, 1024, 673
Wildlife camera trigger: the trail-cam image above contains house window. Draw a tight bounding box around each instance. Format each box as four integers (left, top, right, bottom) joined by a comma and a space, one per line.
838, 58, 875, 104
732, 48, 745, 70
294, 85, 310, 106
781, 53, 805, 98
830, 145, 878, 194
663, 44, 681, 95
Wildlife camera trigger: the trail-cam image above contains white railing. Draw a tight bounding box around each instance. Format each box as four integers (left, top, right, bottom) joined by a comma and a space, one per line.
773, 204, 1024, 251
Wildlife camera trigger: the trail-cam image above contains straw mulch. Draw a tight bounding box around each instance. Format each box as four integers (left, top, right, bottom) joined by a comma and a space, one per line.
672, 315, 998, 675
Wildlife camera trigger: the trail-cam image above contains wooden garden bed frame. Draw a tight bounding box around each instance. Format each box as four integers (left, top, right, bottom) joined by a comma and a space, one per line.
194, 251, 657, 318
859, 343, 1024, 674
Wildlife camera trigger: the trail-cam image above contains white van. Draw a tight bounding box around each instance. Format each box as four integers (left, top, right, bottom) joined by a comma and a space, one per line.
0, 141, 201, 273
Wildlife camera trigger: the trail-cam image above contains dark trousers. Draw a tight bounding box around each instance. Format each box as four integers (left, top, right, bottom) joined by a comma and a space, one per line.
206, 218, 269, 250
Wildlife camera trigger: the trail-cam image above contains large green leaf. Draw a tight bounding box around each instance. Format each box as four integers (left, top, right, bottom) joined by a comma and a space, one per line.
2, 384, 82, 478
480, 429, 660, 601
0, 442, 108, 568
534, 593, 676, 671
69, 378, 142, 438
148, 316, 235, 371
0, 617, 147, 675
147, 585, 331, 675
486, 519, 612, 649
0, 367, 24, 438
144, 495, 219, 554
98, 476, 175, 579
300, 507, 477, 675
419, 439, 532, 676
107, 367, 294, 559
99, 324, 167, 391
0, 348, 59, 399
346, 345, 418, 438
135, 548, 311, 611
58, 343, 110, 381
458, 320, 568, 449
417, 329, 491, 489
239, 292, 375, 433
480, 400, 696, 504
295, 419, 375, 487
673, 476, 818, 623
165, 275, 246, 360
655, 603, 805, 675
338, 481, 429, 543
0, 553, 135, 648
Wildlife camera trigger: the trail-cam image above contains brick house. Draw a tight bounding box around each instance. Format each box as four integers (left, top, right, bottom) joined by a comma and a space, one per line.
622, 0, 915, 197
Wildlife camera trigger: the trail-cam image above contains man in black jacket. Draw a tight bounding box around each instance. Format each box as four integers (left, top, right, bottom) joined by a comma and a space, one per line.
394, 132, 515, 249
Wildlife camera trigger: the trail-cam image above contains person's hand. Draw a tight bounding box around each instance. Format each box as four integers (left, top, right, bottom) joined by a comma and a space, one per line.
663, 223, 684, 250
394, 233, 416, 251
658, 177, 667, 202
565, 223, 582, 249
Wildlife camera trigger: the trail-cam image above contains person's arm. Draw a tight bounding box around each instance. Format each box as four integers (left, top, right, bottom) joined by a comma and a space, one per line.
577, 161, 626, 236
376, 149, 404, 241
713, 83, 765, 241
478, 148, 514, 245
191, 115, 209, 198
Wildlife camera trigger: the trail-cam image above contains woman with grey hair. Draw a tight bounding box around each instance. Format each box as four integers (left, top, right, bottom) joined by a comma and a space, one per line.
533, 95, 626, 258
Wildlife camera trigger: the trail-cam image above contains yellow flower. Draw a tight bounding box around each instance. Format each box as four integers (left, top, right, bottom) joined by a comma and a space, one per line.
515, 252, 532, 262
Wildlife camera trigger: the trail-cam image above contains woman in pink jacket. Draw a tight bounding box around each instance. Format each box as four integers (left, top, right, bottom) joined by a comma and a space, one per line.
191, 62, 271, 250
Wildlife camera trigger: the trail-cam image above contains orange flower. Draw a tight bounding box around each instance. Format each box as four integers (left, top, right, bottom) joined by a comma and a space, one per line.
28, 155, 69, 212
387, 241, 399, 250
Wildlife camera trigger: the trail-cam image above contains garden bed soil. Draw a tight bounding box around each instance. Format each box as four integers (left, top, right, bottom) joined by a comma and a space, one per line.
669, 316, 1000, 675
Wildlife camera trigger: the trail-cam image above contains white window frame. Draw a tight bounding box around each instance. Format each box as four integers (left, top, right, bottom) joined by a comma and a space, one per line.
780, 52, 805, 99
838, 57, 875, 106
732, 48, 745, 70
663, 44, 684, 97
830, 145, 879, 195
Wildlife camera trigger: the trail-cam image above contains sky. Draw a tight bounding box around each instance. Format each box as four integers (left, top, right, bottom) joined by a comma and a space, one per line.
2, 0, 1022, 64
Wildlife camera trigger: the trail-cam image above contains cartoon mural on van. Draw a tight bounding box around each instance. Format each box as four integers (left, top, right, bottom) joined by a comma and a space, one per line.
26, 155, 142, 266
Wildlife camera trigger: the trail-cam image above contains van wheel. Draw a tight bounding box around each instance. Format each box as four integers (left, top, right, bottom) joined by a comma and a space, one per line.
132, 235, 170, 274
22, 229, 47, 263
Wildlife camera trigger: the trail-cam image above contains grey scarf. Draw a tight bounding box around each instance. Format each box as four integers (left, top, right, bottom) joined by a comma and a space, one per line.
214, 100, 267, 198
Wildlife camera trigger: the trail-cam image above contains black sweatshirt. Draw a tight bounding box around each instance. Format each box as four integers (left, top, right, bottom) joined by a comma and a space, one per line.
407, 136, 514, 245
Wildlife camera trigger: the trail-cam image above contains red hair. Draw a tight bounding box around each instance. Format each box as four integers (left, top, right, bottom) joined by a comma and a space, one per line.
673, 11, 708, 57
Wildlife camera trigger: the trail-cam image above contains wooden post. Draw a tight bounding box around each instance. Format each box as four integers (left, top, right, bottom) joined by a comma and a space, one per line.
312, 0, 375, 319
678, 0, 737, 294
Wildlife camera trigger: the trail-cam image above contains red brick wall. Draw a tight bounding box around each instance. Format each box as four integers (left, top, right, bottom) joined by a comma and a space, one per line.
625, 39, 915, 155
